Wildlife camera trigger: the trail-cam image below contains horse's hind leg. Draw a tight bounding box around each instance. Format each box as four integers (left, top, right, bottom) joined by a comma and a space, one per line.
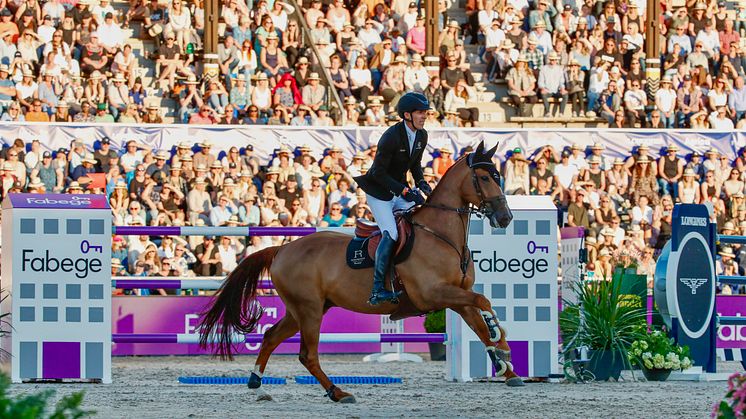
248, 314, 299, 400
296, 306, 356, 403
432, 285, 524, 387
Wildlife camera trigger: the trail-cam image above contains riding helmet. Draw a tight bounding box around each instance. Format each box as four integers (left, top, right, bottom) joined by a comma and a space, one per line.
397, 92, 430, 118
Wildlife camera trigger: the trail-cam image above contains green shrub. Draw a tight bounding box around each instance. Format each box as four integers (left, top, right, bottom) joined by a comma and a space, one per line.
424, 309, 446, 333
0, 372, 92, 418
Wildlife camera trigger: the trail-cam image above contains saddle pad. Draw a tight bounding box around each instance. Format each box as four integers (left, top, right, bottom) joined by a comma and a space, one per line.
345, 228, 415, 270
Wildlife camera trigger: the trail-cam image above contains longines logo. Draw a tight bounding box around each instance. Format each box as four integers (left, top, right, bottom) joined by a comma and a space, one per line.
680, 277, 708, 294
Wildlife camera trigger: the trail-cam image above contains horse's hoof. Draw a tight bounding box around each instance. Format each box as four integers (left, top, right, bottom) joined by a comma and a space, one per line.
254, 388, 273, 401
338, 395, 357, 404
506, 377, 525, 387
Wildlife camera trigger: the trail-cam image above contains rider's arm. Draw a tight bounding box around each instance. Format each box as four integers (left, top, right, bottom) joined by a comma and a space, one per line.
367, 131, 408, 196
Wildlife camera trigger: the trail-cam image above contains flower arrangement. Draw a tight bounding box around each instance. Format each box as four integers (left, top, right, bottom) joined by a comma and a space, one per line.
712, 373, 746, 418
628, 329, 692, 372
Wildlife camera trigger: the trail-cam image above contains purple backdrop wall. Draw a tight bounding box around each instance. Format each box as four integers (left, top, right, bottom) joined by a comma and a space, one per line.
112, 296, 427, 356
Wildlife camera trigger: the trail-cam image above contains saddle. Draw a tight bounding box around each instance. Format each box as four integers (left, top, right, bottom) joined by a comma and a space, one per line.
345, 214, 415, 269
345, 213, 423, 321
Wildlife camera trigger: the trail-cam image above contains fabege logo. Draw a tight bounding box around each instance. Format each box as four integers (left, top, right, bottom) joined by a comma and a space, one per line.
22, 249, 103, 278
680, 277, 708, 294
470, 250, 549, 279
25, 195, 92, 206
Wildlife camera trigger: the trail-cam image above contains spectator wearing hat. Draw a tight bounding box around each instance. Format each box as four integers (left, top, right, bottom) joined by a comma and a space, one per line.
141, 103, 162, 123
154, 32, 182, 89
30, 150, 60, 192
14, 70, 36, 111
107, 72, 129, 120
228, 74, 251, 114
380, 55, 407, 109
655, 76, 677, 128
404, 54, 429, 93
504, 147, 530, 195
630, 155, 659, 205
178, 75, 203, 122
405, 14, 426, 55
147, 150, 171, 177
93, 137, 118, 173
431, 146, 454, 178
71, 153, 98, 186
567, 187, 590, 229
493, 39, 518, 81
528, 20, 552, 55
301, 72, 325, 112
94, 102, 114, 124
97, 11, 123, 54
506, 55, 538, 117
529, 0, 555, 33
565, 59, 585, 117
538, 51, 568, 117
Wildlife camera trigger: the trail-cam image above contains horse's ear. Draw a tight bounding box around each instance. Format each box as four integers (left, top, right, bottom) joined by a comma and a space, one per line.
486, 143, 498, 159
474, 141, 485, 155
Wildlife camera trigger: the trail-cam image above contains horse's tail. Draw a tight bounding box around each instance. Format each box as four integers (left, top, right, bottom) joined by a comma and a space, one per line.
198, 246, 281, 360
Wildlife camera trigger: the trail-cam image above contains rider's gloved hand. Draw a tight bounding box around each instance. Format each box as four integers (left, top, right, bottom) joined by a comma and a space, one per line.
417, 179, 432, 196
401, 187, 425, 205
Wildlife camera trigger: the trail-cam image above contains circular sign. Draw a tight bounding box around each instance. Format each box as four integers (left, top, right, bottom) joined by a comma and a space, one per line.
671, 232, 716, 339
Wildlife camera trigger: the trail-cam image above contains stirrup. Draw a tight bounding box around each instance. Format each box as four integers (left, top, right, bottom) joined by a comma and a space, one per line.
368, 290, 400, 305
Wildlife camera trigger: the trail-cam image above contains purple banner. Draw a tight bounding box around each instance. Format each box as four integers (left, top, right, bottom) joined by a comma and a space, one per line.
112, 296, 427, 356
7, 193, 109, 209
717, 296, 746, 349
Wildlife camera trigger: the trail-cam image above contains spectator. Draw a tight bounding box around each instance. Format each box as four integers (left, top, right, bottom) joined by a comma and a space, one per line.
711, 105, 736, 129
444, 79, 479, 127
506, 55, 538, 117
194, 235, 221, 276
566, 59, 585, 117
538, 51, 568, 117
301, 72, 326, 112
142, 103, 164, 123
655, 76, 677, 128
624, 80, 648, 127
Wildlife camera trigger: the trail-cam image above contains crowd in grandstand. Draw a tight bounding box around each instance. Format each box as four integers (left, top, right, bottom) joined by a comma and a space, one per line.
3, 0, 746, 125
0, 136, 743, 295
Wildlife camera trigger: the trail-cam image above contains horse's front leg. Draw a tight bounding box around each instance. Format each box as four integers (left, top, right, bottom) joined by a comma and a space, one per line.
428, 284, 524, 386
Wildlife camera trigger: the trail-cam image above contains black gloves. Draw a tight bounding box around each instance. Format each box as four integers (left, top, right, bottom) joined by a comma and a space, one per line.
417, 179, 432, 195
402, 188, 425, 205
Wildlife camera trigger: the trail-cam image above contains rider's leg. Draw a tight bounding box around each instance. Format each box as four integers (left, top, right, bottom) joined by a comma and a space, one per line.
366, 194, 401, 305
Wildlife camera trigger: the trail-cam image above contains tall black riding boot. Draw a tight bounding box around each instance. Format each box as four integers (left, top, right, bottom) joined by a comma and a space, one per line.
368, 231, 401, 305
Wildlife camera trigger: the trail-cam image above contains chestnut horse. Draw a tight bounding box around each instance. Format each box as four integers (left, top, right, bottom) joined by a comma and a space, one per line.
199, 141, 521, 403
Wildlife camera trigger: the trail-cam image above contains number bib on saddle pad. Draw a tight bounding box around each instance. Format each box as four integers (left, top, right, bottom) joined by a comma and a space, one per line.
345, 217, 415, 269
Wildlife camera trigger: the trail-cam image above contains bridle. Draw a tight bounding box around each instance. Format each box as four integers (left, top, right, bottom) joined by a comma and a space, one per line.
410, 155, 508, 283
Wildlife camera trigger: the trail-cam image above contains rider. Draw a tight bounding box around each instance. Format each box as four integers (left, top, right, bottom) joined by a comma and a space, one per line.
354, 92, 432, 305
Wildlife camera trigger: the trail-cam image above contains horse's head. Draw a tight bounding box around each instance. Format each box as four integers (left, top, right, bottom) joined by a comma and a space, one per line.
463, 141, 513, 229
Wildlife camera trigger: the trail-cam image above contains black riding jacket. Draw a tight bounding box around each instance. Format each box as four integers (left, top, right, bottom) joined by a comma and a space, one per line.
354, 121, 428, 201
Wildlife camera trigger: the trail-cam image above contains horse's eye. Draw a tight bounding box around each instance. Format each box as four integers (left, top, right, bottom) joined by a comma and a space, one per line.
480, 175, 489, 181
